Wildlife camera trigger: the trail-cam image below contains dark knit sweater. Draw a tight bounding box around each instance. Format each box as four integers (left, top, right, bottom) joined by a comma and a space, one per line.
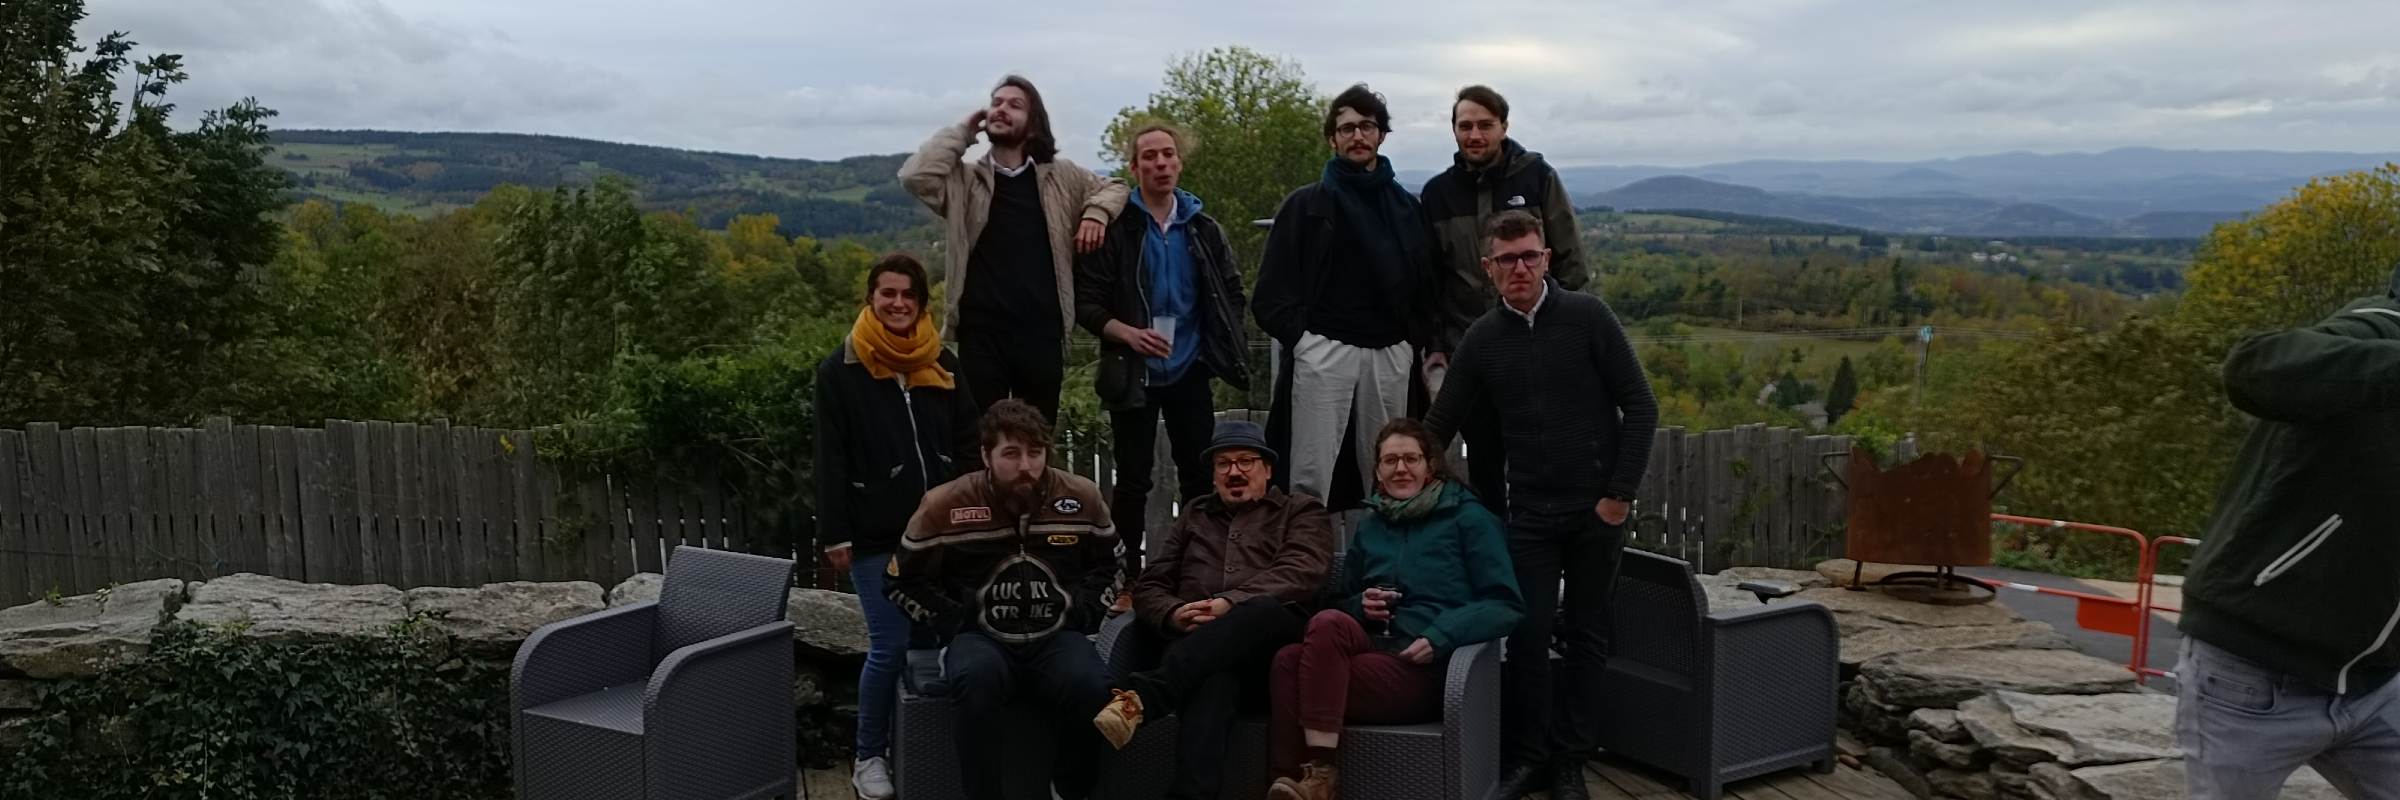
1425, 279, 1659, 511
959, 165, 1060, 338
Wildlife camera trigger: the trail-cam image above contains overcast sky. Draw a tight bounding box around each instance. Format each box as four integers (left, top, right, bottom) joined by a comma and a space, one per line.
81, 0, 2400, 172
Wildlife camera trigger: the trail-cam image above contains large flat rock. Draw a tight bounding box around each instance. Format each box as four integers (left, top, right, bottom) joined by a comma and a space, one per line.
1959, 694, 2073, 768
1993, 691, 2177, 767
788, 587, 869, 660
1788, 587, 2025, 629
403, 581, 606, 659
1694, 574, 1766, 613
607, 573, 663, 607
0, 578, 183, 678
1841, 621, 2076, 668
1861, 648, 2138, 710
1717, 566, 1830, 590
2038, 759, 2342, 800
176, 574, 406, 643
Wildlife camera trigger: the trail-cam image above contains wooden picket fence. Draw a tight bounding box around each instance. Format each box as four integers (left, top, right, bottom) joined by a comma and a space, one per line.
1, 415, 1876, 607
0, 418, 755, 607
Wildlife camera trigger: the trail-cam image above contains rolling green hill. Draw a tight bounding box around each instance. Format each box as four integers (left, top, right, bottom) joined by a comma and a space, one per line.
268, 130, 932, 238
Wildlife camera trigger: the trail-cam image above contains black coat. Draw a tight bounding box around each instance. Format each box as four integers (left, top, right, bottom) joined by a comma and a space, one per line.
1250, 182, 1439, 350
1073, 202, 1250, 411
811, 340, 981, 557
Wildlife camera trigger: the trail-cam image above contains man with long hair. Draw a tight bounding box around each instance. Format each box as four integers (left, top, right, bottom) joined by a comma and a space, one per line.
900, 75, 1129, 422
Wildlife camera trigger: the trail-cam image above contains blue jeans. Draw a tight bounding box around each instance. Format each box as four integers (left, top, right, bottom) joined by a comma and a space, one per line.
851, 552, 911, 759
2177, 637, 2400, 799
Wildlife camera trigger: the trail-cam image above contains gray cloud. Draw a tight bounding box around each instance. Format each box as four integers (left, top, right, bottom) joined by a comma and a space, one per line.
81, 0, 2400, 170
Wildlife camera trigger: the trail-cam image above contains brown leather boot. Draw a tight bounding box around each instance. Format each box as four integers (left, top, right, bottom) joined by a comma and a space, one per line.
1091, 688, 1144, 749
1267, 760, 1338, 800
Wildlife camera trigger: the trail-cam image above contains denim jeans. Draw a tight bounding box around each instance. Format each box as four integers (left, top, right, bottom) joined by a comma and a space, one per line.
850, 552, 912, 760
2177, 637, 2400, 799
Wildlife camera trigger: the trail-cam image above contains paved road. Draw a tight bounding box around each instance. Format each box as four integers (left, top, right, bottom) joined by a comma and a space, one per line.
1958, 565, 2182, 692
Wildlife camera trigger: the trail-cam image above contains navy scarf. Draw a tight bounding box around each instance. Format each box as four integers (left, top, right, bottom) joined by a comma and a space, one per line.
1319, 155, 1429, 303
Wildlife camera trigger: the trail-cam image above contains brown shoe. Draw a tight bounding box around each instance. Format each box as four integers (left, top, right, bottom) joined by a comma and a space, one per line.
1092, 688, 1144, 749
1268, 760, 1337, 800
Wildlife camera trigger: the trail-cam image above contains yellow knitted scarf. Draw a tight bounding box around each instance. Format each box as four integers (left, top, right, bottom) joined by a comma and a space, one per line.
849, 308, 953, 390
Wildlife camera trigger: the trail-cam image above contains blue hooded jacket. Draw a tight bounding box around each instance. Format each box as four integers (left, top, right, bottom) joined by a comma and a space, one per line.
1130, 188, 1204, 385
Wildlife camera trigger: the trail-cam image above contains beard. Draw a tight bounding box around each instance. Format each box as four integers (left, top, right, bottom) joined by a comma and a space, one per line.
996, 472, 1043, 515
986, 121, 1029, 148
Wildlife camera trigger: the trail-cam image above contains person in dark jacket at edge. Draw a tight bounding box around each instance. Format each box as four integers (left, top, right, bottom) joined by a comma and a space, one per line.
1088, 421, 1336, 800
811, 253, 980, 800
1075, 120, 1251, 582
1416, 85, 1590, 512
2174, 260, 2400, 799
1253, 83, 1441, 511
884, 398, 1122, 800
1424, 210, 1657, 800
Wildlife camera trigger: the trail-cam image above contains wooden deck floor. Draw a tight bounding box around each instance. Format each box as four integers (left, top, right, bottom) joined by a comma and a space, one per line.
793, 753, 1917, 799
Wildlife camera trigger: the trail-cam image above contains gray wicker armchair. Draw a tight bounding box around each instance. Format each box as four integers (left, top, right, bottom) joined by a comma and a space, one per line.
512, 546, 797, 800
1591, 548, 1839, 800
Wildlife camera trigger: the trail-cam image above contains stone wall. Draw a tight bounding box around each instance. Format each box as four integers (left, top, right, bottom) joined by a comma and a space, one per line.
0, 572, 870, 765
1809, 561, 2337, 800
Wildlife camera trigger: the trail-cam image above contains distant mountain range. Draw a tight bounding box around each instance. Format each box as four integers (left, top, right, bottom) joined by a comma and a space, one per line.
268, 130, 931, 238
1404, 147, 2400, 238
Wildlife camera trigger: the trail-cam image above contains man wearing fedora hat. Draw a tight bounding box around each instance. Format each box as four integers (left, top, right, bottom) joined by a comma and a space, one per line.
1092, 420, 1338, 800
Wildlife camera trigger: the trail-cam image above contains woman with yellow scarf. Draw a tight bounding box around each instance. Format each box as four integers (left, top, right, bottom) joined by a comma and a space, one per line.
813, 253, 980, 800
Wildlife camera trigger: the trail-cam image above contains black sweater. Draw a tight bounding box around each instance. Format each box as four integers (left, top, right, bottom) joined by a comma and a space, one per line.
958, 166, 1060, 338
1425, 280, 1659, 510
811, 341, 982, 557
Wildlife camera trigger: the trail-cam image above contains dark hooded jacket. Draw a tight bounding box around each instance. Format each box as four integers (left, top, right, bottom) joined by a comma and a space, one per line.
1418, 139, 1589, 355
2180, 264, 2400, 695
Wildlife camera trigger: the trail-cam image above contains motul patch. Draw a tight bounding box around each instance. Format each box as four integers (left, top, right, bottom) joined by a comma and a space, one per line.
950, 507, 993, 524
1052, 497, 1083, 515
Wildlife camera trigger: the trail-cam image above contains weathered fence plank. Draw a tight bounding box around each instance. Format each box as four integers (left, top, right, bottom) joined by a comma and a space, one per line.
0, 429, 28, 606
510, 431, 543, 582
478, 431, 516, 584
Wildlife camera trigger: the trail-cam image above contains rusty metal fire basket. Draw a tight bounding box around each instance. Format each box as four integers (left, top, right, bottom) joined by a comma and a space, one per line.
1820, 447, 2023, 604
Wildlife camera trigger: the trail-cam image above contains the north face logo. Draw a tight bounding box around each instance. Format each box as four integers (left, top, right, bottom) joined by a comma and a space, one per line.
1506, 195, 1527, 207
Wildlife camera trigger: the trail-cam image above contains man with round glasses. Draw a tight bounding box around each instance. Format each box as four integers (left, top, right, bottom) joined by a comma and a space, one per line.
1425, 209, 1658, 800
1253, 83, 1439, 510
1094, 420, 1337, 800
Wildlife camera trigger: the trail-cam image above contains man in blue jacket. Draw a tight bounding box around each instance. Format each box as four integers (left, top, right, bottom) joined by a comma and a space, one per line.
2176, 261, 2400, 799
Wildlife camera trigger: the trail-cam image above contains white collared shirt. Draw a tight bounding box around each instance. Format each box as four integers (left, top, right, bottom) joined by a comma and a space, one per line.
994, 153, 1034, 178
1503, 281, 1549, 327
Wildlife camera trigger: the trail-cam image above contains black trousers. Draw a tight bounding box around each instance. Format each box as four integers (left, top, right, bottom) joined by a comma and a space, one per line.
958, 327, 1064, 422
1107, 367, 1217, 572
946, 631, 1115, 800
1498, 504, 1627, 766
1125, 596, 1304, 800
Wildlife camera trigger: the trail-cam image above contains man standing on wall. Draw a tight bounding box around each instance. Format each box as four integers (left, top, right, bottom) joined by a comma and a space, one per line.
1253, 83, 1437, 506
900, 75, 1129, 421
1417, 85, 1590, 512
1075, 121, 1250, 576
1426, 211, 1657, 800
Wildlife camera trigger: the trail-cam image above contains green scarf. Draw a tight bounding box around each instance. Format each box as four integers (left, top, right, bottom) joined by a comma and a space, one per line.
1367, 480, 1448, 524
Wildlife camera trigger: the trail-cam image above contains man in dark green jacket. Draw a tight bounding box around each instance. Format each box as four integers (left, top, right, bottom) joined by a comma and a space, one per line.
2176, 262, 2400, 799
1418, 85, 1588, 511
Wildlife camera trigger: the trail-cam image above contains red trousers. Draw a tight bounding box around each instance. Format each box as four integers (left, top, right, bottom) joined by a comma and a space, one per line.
1269, 609, 1440, 774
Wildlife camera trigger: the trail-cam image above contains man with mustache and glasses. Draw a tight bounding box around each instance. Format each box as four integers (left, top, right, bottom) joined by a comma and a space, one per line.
884, 399, 1122, 800
1253, 83, 1439, 510
1425, 210, 1658, 800
1091, 421, 1336, 800
900, 75, 1128, 423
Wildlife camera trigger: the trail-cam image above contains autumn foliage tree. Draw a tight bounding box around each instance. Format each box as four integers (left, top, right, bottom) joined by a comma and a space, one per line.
1102, 46, 1324, 278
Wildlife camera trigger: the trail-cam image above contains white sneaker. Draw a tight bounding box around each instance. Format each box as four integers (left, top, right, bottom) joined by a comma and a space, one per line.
852, 755, 894, 800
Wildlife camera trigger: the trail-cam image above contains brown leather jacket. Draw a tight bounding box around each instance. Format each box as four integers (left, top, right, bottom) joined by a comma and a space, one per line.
1131, 486, 1336, 634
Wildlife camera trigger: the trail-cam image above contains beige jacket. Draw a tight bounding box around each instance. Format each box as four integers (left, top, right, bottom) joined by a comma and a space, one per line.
899, 122, 1130, 340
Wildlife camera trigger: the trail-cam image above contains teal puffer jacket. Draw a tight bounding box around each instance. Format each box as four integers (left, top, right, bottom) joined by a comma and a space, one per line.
1329, 482, 1525, 656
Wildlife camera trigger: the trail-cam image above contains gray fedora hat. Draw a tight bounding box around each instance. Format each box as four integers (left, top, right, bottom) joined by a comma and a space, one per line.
1199, 420, 1277, 466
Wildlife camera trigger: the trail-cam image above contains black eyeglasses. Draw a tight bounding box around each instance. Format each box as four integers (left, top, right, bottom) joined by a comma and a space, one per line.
1333, 122, 1382, 140
1489, 249, 1548, 270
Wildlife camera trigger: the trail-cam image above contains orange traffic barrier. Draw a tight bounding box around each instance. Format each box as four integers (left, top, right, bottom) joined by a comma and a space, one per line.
1983, 515, 2159, 679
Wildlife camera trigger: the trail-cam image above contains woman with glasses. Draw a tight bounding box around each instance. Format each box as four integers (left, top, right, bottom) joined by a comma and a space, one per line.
1263, 417, 1523, 800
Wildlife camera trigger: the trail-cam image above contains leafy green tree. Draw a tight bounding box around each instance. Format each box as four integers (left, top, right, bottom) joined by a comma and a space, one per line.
2184, 163, 2400, 333
1824, 356, 1859, 424
1102, 46, 1323, 278
1, 0, 289, 425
